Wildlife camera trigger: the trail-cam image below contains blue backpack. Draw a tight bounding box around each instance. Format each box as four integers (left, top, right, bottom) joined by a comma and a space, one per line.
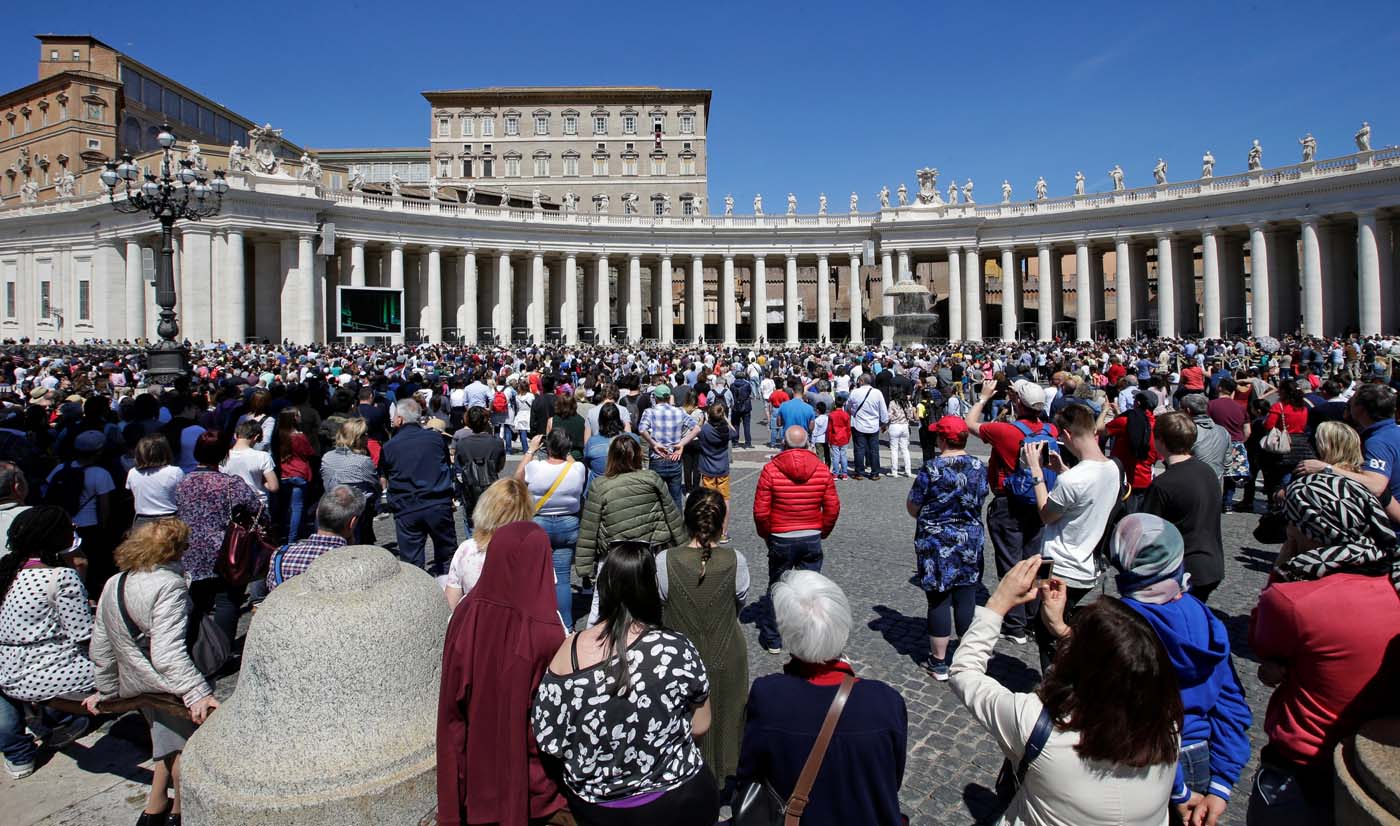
1003, 421, 1059, 505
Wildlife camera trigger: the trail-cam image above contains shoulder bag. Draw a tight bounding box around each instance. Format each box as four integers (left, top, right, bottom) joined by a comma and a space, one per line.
991, 706, 1054, 814
734, 675, 855, 826
533, 458, 576, 514
217, 501, 277, 587
1261, 407, 1292, 455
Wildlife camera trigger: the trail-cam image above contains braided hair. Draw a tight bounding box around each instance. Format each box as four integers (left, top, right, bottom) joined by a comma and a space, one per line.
0, 506, 76, 605
683, 487, 728, 585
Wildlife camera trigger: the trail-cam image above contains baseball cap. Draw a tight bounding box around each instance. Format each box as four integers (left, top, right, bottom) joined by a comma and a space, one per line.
930, 415, 968, 440
74, 430, 106, 454
651, 384, 672, 398
1138, 389, 1160, 410
1014, 381, 1047, 413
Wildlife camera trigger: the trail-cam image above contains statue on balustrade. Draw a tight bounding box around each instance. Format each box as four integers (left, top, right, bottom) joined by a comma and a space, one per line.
849, 191, 858, 213
55, 171, 75, 198
1109, 165, 1125, 191
247, 124, 284, 176
1003, 180, 1014, 203
531, 188, 542, 210
464, 182, 475, 203
304, 156, 323, 186
348, 167, 365, 191
623, 192, 638, 215
1035, 177, 1048, 200
817, 193, 827, 215
753, 193, 763, 215
1074, 170, 1086, 195
878, 185, 890, 208
186, 140, 207, 171
563, 190, 577, 213
695, 195, 705, 215
227, 141, 247, 173
915, 167, 942, 205
499, 184, 510, 206
723, 194, 734, 216
1153, 158, 1167, 185
1356, 121, 1372, 151
19, 179, 38, 204
663, 193, 673, 216
786, 193, 797, 214
1201, 151, 1215, 178
896, 183, 908, 206
961, 179, 974, 204
947, 180, 959, 204
389, 172, 404, 198
598, 192, 610, 213
1247, 140, 1263, 171
427, 177, 441, 201
1299, 133, 1317, 162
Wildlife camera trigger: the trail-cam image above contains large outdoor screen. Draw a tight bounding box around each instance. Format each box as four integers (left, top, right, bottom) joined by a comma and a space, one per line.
337, 287, 404, 336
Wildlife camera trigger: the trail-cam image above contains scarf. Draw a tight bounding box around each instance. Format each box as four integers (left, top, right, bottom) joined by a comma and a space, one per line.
783, 657, 857, 686
1109, 513, 1190, 604
1281, 472, 1400, 595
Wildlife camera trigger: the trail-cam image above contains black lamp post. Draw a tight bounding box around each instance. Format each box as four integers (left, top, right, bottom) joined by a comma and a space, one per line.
100, 123, 228, 383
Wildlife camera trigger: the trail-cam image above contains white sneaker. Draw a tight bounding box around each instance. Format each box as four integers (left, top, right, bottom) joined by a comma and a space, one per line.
4, 756, 35, 779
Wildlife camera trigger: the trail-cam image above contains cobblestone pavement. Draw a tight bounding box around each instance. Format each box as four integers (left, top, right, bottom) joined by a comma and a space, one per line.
10, 439, 1278, 826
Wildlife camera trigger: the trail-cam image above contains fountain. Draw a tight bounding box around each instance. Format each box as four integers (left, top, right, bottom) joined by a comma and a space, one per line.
871, 278, 941, 346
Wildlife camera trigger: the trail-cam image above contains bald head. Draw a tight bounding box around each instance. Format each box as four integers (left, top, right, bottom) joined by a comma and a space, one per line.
784, 425, 809, 449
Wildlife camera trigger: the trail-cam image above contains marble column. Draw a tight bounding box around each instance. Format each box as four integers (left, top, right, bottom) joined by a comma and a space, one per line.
880, 249, 894, 346
1357, 210, 1382, 336
1299, 217, 1324, 337
496, 251, 512, 344
1220, 235, 1247, 335
530, 251, 546, 343
254, 241, 280, 341
1075, 240, 1092, 341
1155, 234, 1175, 338
847, 253, 863, 344
752, 254, 767, 343
1201, 228, 1221, 339
1088, 247, 1107, 335
785, 254, 800, 346
595, 255, 611, 343
816, 254, 831, 343
1000, 247, 1018, 340
298, 233, 317, 343
125, 239, 145, 340
182, 227, 212, 343
963, 248, 982, 342
1114, 239, 1133, 339
627, 254, 642, 342
563, 253, 578, 344
658, 257, 676, 343
225, 229, 245, 345
1035, 245, 1053, 342
690, 255, 704, 343
1248, 224, 1271, 337
938, 249, 958, 342
423, 247, 442, 343
278, 237, 297, 341
389, 244, 405, 289
722, 255, 737, 345
461, 249, 478, 344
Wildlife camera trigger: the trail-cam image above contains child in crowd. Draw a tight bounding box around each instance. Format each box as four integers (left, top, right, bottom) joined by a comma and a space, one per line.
813, 402, 830, 466
827, 394, 852, 480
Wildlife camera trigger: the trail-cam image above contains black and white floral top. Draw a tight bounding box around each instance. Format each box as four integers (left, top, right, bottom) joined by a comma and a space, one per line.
532, 627, 709, 803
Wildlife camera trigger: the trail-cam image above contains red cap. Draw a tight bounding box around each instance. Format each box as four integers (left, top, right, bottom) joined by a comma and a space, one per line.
930, 415, 968, 439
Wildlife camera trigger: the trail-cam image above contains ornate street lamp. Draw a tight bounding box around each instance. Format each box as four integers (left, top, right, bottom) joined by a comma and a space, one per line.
100, 123, 229, 382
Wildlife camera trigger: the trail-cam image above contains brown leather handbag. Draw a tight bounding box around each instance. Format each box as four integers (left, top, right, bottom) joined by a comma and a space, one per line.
216, 502, 276, 587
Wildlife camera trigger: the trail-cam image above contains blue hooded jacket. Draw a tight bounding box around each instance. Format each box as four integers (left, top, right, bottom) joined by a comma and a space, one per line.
1125, 594, 1253, 802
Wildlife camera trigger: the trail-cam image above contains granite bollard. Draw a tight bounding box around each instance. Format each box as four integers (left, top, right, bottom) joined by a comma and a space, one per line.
181, 545, 450, 825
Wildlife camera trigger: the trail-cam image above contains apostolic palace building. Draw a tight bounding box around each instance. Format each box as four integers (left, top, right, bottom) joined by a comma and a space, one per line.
2, 33, 1399, 348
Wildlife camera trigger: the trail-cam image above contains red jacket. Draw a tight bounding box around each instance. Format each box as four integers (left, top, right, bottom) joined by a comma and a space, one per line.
753, 448, 840, 538
826, 409, 852, 447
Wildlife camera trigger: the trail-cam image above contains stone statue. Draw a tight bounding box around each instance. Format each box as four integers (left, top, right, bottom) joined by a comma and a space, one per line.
849, 191, 858, 213
662, 192, 672, 216
878, 186, 890, 208
1247, 140, 1262, 171
1299, 133, 1317, 162
1201, 150, 1215, 179
464, 182, 475, 204
1034, 177, 1048, 200
1074, 170, 1086, 195
563, 190, 577, 213
186, 140, 206, 171
723, 193, 734, 216
915, 167, 941, 205
531, 187, 542, 209
55, 170, 75, 198
1356, 121, 1372, 152
247, 123, 284, 175
1002, 180, 1013, 203
348, 167, 365, 191
428, 176, 441, 201
895, 183, 907, 206
499, 184, 510, 207
1153, 158, 1167, 185
1109, 165, 1125, 191
623, 192, 638, 215
961, 179, 974, 204
598, 192, 610, 213
694, 195, 705, 215
753, 193, 763, 216
817, 193, 827, 215
304, 155, 323, 186
19, 179, 38, 204
786, 193, 797, 215
227, 141, 246, 173
388, 172, 403, 197
947, 179, 959, 205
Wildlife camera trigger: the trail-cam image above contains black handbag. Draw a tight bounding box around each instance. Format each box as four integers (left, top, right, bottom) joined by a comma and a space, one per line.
733, 675, 854, 826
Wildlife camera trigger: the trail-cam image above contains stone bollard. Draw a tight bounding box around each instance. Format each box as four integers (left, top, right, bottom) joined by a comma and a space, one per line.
182, 546, 450, 825
1335, 718, 1400, 826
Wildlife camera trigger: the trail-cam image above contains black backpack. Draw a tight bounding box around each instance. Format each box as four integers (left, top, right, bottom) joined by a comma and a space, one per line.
731, 377, 753, 412
457, 454, 497, 494
46, 463, 91, 517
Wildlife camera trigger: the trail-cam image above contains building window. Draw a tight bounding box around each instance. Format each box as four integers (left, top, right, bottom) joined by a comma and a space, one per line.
680, 156, 696, 176
504, 115, 519, 136
49, 49, 59, 61
680, 114, 695, 134
4, 282, 13, 319
653, 198, 665, 217
681, 197, 695, 216
460, 115, 473, 137
650, 155, 666, 176
652, 114, 664, 133
623, 114, 637, 134
39, 281, 51, 319
436, 158, 450, 177
462, 158, 473, 178
563, 115, 577, 135
72, 49, 81, 60
593, 156, 608, 176
534, 156, 549, 177
593, 115, 607, 135
481, 117, 494, 137
87, 138, 100, 150
534, 115, 548, 135
505, 157, 521, 177
563, 155, 578, 176
623, 156, 638, 176
481, 158, 493, 177
437, 117, 450, 137
78, 281, 90, 321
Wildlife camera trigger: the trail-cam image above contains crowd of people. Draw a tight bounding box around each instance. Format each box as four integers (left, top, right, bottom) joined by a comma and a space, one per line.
0, 331, 1396, 826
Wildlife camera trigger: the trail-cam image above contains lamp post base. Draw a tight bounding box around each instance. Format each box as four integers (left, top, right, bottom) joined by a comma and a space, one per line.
145, 339, 189, 385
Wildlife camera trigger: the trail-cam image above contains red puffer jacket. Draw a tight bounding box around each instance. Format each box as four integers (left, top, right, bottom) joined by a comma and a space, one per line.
753, 448, 841, 538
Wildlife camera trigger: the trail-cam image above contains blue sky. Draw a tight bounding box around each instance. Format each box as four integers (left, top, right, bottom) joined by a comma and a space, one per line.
6, 0, 1397, 207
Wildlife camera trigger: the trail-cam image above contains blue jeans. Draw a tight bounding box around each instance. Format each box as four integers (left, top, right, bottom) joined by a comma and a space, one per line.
650, 457, 685, 514
756, 534, 824, 649
393, 504, 458, 576
535, 513, 580, 627
851, 429, 883, 478
1180, 740, 1210, 795
279, 477, 308, 543
831, 443, 849, 476
518, 430, 530, 454
768, 413, 783, 447
0, 691, 37, 765
730, 408, 752, 447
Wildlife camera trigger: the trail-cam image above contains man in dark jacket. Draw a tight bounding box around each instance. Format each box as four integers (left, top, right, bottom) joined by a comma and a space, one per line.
451, 406, 506, 536
730, 371, 754, 448
380, 398, 457, 575
752, 425, 841, 653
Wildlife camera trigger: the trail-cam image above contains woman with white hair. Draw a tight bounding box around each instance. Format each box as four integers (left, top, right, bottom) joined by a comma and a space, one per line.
734, 571, 908, 826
